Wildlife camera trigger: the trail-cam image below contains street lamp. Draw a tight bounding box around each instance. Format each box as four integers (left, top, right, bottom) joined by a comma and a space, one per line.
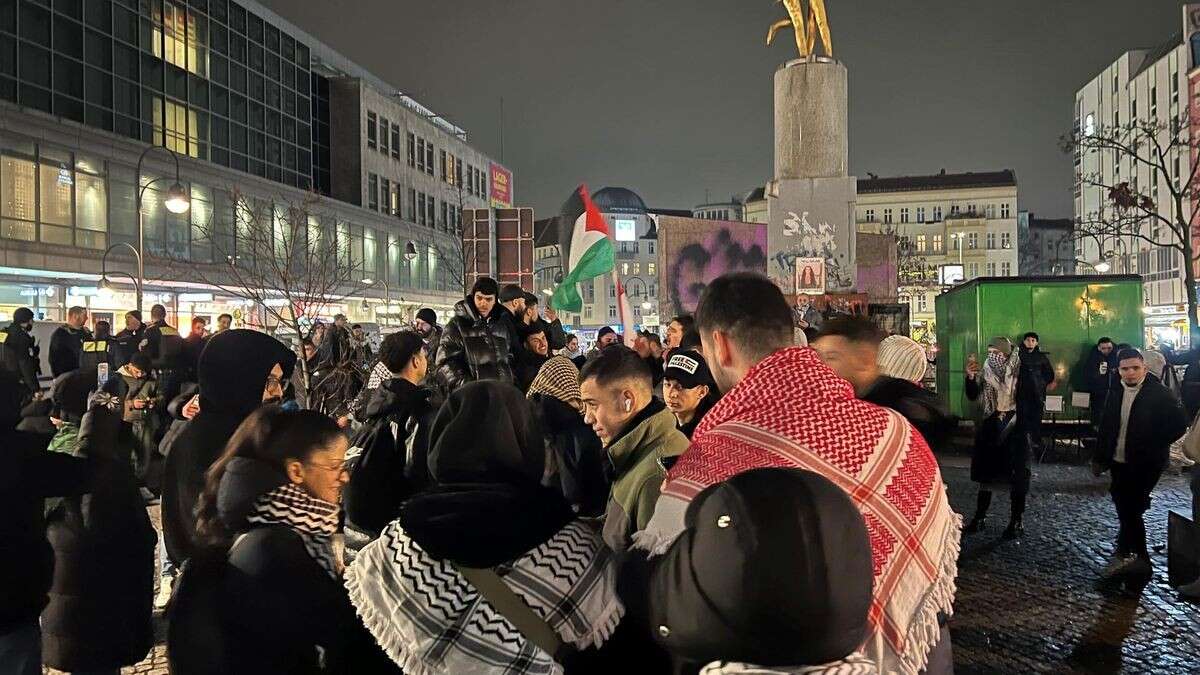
100, 242, 143, 302
362, 277, 391, 326
1093, 259, 1111, 274
135, 145, 190, 313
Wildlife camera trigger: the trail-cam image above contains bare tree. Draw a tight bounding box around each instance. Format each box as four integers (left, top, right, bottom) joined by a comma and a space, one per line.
166, 190, 364, 405
1063, 108, 1200, 342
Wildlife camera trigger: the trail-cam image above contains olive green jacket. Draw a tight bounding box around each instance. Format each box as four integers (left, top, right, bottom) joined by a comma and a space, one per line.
602, 402, 690, 553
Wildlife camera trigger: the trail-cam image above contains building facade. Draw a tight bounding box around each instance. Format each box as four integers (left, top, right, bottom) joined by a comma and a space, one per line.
1019, 212, 1076, 276
0, 0, 503, 328
692, 198, 743, 222
1073, 13, 1190, 328
855, 170, 1020, 336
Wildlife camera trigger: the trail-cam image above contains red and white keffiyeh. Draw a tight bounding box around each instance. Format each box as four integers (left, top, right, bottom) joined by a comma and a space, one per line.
637, 347, 961, 675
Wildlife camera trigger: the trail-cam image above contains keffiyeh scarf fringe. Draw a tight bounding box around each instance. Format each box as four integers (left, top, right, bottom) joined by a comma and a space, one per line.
346, 519, 624, 675
246, 483, 342, 579
700, 652, 878, 674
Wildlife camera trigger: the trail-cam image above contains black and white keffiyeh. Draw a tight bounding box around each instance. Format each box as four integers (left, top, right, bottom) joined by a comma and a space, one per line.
246, 483, 342, 579
700, 654, 878, 675
346, 519, 623, 675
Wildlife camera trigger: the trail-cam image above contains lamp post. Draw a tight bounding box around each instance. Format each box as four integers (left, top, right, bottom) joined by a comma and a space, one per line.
134, 146, 190, 314
100, 242, 143, 302
361, 277, 391, 326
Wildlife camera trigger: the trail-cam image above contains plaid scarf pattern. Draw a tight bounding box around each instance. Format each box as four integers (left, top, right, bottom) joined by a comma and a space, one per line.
346, 519, 623, 675
700, 653, 878, 675
246, 483, 342, 579
641, 348, 960, 675
526, 356, 581, 404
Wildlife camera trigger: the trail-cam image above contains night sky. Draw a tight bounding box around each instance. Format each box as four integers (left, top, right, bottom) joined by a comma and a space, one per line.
259, 0, 1184, 219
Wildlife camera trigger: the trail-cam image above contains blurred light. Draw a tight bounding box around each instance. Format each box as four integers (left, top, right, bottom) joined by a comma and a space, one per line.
165, 182, 191, 214
1094, 260, 1111, 273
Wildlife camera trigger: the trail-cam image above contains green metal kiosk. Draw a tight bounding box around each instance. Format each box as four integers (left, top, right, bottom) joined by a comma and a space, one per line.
935, 275, 1144, 420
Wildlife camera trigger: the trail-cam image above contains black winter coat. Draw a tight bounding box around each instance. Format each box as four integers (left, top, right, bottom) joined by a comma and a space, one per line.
435, 297, 515, 395
113, 325, 144, 367
863, 376, 955, 451
1016, 347, 1055, 411
1, 321, 41, 394
41, 390, 156, 671
1094, 376, 1188, 474
0, 426, 93, 633
343, 378, 435, 534
49, 325, 91, 377
531, 393, 611, 517
161, 330, 296, 567
1083, 347, 1118, 405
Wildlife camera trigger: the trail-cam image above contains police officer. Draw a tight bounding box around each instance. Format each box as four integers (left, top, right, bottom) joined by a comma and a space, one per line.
1, 307, 41, 395
142, 304, 185, 410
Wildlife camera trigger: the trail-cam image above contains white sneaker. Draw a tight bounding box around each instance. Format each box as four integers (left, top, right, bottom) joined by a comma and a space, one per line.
1100, 554, 1139, 579
1179, 577, 1200, 598
154, 575, 174, 610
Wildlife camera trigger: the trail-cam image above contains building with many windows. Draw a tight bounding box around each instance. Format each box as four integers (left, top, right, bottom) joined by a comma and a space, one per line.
855, 170, 1020, 335
1019, 212, 1076, 277
1073, 14, 1191, 333
0, 0, 506, 328
691, 198, 743, 222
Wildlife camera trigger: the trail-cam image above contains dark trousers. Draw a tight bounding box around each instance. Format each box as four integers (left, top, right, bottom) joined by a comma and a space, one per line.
974, 418, 1032, 522
1110, 462, 1162, 558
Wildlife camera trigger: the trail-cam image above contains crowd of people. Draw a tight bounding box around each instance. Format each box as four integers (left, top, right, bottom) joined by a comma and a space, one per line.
6, 268, 1199, 674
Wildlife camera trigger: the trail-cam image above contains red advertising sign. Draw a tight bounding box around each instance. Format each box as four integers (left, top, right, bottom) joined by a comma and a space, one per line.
489, 163, 513, 208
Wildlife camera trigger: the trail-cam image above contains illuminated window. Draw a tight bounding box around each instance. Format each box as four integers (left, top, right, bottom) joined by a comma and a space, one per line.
916, 234, 927, 252
932, 234, 943, 252
1, 154, 37, 242
154, 98, 199, 157
363, 228, 377, 275
154, 2, 207, 76
648, 262, 656, 276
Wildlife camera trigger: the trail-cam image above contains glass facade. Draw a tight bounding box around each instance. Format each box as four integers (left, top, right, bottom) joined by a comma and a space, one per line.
0, 0, 315, 191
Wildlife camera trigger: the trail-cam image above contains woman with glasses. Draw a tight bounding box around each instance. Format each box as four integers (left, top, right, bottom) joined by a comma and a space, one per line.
181, 407, 396, 675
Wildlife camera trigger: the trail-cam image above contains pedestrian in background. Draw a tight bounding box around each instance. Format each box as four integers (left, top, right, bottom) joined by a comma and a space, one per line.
662, 349, 720, 440
435, 276, 515, 395
664, 315, 694, 352
585, 326, 620, 361
113, 310, 144, 368
1084, 337, 1119, 429
1015, 331, 1055, 455
1092, 348, 1187, 581
1, 307, 41, 396
963, 337, 1030, 539
413, 307, 442, 365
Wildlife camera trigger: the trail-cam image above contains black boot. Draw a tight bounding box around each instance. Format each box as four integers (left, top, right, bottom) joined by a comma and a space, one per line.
965, 516, 986, 534
966, 491, 992, 534
1002, 517, 1024, 540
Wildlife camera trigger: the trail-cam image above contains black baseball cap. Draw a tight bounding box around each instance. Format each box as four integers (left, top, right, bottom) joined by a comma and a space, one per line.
663, 350, 713, 390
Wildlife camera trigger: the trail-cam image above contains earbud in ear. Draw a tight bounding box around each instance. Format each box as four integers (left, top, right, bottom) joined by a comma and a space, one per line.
625, 398, 632, 412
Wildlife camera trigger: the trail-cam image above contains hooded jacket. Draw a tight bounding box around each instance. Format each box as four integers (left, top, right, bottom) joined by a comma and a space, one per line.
41, 378, 157, 671
0, 369, 93, 634
343, 377, 436, 534
161, 330, 296, 566
1015, 346, 1054, 410
602, 398, 690, 553
434, 296, 515, 396
49, 324, 92, 377
650, 468, 875, 674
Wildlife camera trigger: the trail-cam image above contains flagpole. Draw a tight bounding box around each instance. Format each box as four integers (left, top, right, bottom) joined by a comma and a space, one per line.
613, 269, 636, 347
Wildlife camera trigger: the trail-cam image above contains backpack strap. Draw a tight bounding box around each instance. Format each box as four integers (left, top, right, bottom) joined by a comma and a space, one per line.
452, 564, 574, 663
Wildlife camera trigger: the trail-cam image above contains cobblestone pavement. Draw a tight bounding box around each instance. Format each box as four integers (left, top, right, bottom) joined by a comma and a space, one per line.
942, 453, 1200, 674
46, 457, 1200, 674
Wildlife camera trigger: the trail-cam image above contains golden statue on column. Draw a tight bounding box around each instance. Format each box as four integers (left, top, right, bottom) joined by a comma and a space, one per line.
766, 0, 833, 58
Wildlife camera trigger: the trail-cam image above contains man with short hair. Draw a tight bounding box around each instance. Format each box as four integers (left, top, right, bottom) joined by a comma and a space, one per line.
579, 346, 689, 552
812, 317, 952, 449
1093, 348, 1187, 580
664, 315, 694, 351
522, 291, 568, 350
435, 276, 514, 395
514, 321, 551, 392
635, 331, 665, 386
349, 324, 374, 365
1085, 337, 1118, 427
49, 306, 91, 377
318, 313, 351, 366
113, 310, 144, 368
215, 313, 233, 333
142, 304, 185, 409
640, 272, 960, 675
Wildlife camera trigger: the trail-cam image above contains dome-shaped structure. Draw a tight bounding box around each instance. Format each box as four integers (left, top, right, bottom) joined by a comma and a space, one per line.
591, 187, 647, 215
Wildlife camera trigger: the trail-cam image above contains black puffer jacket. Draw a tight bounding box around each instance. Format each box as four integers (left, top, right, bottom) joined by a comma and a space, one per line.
161, 330, 296, 567
208, 459, 399, 675
863, 375, 955, 451
343, 378, 436, 534
434, 297, 514, 395
41, 385, 157, 671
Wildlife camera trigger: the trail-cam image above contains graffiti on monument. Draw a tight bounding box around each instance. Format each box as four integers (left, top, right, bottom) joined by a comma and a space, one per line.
774, 210, 853, 290
661, 218, 768, 316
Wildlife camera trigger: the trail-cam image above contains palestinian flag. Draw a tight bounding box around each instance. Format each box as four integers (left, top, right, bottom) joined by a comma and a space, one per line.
551, 184, 615, 313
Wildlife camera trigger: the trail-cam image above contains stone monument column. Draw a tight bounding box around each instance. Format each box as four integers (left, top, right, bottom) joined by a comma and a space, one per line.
766, 56, 857, 296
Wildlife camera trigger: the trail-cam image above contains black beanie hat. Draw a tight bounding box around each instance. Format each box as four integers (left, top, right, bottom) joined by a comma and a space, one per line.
650, 467, 873, 667
499, 283, 525, 303
596, 326, 616, 340
13, 307, 33, 324
470, 277, 499, 297
416, 307, 438, 325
